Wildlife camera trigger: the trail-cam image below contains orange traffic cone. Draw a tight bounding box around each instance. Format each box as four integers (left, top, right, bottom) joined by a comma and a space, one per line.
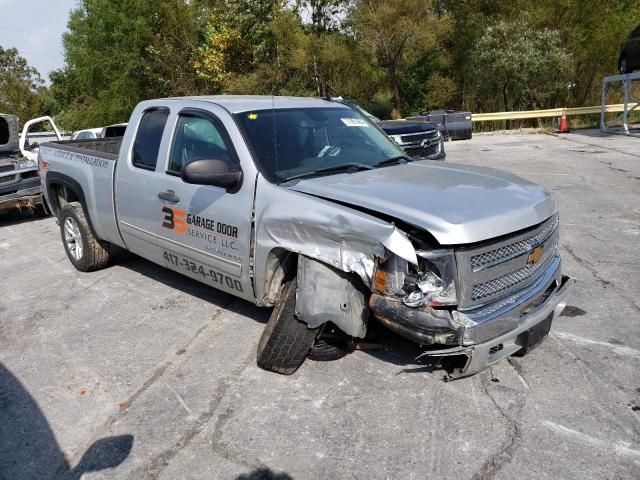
558, 109, 570, 133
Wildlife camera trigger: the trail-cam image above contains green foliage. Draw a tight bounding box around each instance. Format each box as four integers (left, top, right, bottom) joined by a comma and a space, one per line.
49, 0, 640, 128
0, 46, 56, 124
471, 18, 573, 112
58, 0, 206, 129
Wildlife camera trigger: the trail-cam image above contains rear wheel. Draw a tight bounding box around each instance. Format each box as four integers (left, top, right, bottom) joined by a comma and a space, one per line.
257, 278, 319, 375
60, 202, 111, 272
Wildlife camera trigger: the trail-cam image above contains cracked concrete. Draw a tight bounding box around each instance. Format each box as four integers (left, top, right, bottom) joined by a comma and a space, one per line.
1, 129, 639, 479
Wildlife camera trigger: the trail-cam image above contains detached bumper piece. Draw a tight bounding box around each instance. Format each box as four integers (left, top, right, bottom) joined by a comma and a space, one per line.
370, 264, 575, 379
0, 183, 42, 213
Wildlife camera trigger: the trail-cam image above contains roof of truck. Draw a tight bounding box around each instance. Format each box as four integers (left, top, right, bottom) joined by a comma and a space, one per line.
164, 96, 349, 114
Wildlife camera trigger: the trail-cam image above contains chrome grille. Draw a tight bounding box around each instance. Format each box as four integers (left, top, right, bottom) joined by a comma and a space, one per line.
400, 131, 438, 144
404, 143, 440, 159
455, 215, 560, 309
470, 215, 559, 272
0, 164, 16, 174
471, 237, 558, 301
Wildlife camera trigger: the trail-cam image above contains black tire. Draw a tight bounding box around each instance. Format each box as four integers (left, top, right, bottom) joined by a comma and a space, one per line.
308, 338, 350, 362
620, 56, 629, 75
60, 202, 111, 272
257, 278, 319, 375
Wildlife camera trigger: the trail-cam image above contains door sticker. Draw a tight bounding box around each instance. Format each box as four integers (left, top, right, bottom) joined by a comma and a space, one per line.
161, 206, 187, 233
160, 207, 243, 263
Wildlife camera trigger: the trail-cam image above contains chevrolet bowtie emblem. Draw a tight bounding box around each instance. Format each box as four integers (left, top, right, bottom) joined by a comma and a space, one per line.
527, 245, 545, 264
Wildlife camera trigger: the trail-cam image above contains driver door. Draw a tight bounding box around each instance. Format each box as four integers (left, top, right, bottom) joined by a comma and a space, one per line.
152, 107, 255, 301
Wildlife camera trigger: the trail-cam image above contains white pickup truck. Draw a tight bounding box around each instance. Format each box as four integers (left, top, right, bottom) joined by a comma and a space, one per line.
40, 96, 574, 378
0, 114, 61, 213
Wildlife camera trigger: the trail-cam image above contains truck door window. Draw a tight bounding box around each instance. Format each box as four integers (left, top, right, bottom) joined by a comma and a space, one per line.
168, 113, 236, 174
132, 108, 169, 170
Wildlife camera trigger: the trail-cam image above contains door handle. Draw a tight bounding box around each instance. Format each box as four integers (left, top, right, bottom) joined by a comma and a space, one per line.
157, 190, 180, 203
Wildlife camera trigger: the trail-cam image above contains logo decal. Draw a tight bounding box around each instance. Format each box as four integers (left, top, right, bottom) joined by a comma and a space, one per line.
527, 245, 545, 265
161, 206, 187, 234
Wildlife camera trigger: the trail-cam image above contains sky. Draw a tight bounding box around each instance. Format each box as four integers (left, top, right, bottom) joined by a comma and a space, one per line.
0, 0, 79, 84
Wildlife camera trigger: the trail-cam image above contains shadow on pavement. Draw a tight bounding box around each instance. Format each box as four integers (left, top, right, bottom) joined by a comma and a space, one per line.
0, 207, 49, 228
115, 249, 270, 324
0, 362, 133, 479
104, 251, 444, 373
234, 468, 293, 480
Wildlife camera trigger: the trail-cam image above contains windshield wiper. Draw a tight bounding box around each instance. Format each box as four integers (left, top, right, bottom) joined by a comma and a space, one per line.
281, 163, 376, 183
372, 155, 412, 167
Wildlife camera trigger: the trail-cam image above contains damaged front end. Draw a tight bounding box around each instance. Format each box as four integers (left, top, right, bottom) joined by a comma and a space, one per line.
256, 176, 574, 379
369, 215, 575, 379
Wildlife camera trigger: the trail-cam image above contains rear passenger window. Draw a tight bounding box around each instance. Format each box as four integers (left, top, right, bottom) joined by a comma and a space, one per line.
132, 108, 169, 170
168, 112, 236, 174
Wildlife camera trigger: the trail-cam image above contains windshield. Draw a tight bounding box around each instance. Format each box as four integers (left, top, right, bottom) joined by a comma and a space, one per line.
235, 106, 404, 183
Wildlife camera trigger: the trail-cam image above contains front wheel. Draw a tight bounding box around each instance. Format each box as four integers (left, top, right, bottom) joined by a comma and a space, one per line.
257, 278, 319, 375
60, 202, 111, 272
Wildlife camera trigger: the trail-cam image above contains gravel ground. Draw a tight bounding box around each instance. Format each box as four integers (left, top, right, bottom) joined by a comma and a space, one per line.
1, 129, 639, 480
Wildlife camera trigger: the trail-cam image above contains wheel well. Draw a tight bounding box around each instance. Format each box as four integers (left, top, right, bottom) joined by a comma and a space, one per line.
49, 183, 80, 218
261, 248, 298, 306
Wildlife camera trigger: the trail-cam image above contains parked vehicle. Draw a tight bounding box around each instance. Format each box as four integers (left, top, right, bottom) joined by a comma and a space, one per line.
101, 123, 127, 138
377, 120, 445, 160
70, 128, 102, 141
336, 98, 445, 161
619, 25, 640, 74
40, 96, 574, 378
407, 110, 473, 141
0, 114, 61, 214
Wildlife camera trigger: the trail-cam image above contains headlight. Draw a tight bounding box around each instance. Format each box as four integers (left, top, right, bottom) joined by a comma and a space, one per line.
374, 249, 458, 307
404, 250, 457, 307
17, 160, 36, 170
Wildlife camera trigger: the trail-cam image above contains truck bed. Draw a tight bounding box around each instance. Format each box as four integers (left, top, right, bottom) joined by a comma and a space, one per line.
39, 137, 122, 246
49, 137, 123, 158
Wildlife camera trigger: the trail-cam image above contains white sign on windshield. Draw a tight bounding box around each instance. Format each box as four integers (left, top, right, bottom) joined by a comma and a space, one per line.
341, 118, 369, 127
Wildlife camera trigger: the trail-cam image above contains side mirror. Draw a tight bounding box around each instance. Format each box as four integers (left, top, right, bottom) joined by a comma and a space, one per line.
181, 158, 243, 190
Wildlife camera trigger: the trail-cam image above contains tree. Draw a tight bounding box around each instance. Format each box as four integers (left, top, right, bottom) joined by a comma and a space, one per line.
0, 47, 54, 123
471, 18, 573, 113
296, 0, 349, 33
57, 0, 205, 129
349, 0, 438, 116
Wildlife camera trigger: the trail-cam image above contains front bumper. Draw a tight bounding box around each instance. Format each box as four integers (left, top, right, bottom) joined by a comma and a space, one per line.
369, 258, 575, 378
0, 185, 42, 213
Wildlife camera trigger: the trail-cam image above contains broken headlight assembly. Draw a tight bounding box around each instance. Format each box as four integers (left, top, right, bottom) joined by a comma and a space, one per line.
374, 250, 458, 308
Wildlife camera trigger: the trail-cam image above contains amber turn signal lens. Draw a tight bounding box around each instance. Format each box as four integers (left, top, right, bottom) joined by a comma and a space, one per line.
374, 270, 387, 292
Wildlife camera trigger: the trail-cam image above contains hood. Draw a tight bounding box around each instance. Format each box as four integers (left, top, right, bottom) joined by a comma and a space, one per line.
377, 120, 437, 136
286, 161, 556, 245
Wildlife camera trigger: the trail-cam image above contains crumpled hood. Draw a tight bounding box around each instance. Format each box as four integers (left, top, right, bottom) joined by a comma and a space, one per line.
286, 161, 556, 245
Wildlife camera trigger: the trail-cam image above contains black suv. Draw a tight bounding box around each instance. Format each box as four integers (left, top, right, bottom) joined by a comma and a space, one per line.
334, 98, 445, 161
619, 25, 640, 74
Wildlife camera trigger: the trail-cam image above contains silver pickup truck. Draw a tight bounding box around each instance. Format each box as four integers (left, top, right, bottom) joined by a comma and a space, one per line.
40, 96, 574, 378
